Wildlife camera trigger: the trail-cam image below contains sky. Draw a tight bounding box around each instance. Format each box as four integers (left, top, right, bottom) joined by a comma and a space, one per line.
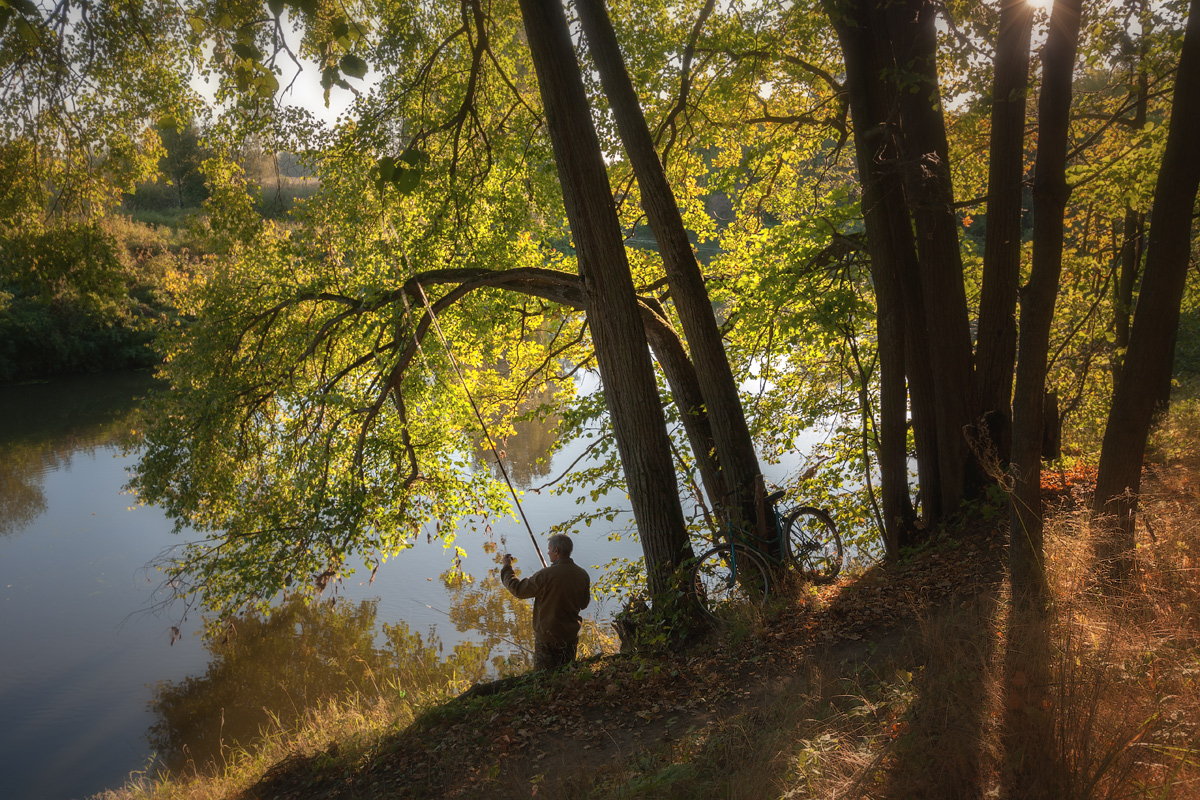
188, 11, 376, 130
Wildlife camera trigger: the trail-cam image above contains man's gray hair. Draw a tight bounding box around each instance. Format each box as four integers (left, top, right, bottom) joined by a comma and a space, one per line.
547, 533, 574, 557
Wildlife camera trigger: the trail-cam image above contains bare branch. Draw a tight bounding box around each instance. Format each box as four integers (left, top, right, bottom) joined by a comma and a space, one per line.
658, 0, 717, 162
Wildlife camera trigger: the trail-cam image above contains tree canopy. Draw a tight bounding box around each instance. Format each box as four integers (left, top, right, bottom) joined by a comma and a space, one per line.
3, 0, 1197, 619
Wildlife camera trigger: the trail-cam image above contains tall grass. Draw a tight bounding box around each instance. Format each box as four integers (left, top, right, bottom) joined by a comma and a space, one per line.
536, 404, 1200, 798
96, 615, 619, 800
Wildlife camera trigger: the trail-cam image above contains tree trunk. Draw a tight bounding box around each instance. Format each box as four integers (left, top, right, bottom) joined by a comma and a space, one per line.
1094, 0, 1200, 579
976, 0, 1035, 461
516, 0, 692, 597
888, 0, 980, 512
1010, 0, 1083, 604
829, 0, 988, 533
1114, 26, 1150, 381
639, 299, 731, 518
1114, 206, 1145, 360
574, 0, 764, 534
826, 0, 926, 549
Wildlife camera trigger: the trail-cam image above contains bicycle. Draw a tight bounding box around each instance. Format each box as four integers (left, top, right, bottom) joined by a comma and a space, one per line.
691, 487, 843, 621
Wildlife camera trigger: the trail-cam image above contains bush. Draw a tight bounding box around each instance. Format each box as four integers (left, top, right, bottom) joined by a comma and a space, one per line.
0, 218, 196, 381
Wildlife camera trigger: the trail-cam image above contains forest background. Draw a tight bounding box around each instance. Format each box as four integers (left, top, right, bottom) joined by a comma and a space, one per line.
2, 0, 1199, 625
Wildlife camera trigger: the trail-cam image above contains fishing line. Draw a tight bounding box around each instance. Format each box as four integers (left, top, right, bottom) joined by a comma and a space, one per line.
409, 279, 548, 569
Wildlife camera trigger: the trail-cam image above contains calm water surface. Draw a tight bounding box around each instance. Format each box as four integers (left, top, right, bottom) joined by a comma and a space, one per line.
0, 371, 812, 800
0, 372, 646, 800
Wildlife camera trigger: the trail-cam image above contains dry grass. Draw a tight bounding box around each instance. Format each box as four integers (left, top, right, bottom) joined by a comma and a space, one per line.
95, 405, 1200, 799
96, 616, 621, 800
535, 440, 1200, 798
95, 672, 462, 800
98, 506, 1200, 800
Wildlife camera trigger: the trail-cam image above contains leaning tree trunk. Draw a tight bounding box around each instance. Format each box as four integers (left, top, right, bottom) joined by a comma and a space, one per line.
1094, 0, 1200, 580
976, 0, 1035, 461
516, 0, 692, 597
575, 0, 764, 536
1010, 0, 1083, 604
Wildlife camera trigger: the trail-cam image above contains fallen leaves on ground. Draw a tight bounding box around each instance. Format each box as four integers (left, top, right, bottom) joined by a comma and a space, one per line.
239, 524, 1010, 799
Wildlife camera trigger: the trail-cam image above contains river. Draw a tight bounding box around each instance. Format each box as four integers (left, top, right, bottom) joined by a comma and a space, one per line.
0, 370, 812, 799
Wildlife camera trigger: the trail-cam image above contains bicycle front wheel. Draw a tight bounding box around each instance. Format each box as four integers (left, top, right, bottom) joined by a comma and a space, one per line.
785, 506, 843, 584
692, 545, 771, 622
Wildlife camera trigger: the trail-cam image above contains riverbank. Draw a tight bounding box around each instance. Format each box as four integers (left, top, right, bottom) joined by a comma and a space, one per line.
95, 456, 1200, 798
0, 216, 203, 383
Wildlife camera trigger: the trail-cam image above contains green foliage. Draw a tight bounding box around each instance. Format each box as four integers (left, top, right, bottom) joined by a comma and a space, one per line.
609, 566, 706, 654
37, 0, 1190, 622
125, 121, 212, 212
0, 0, 200, 224
0, 219, 194, 380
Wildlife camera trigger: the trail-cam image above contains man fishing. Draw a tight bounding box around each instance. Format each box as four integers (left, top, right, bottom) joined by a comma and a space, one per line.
501, 533, 591, 671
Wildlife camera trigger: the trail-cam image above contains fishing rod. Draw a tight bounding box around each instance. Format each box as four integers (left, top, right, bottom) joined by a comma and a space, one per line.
409, 279, 548, 569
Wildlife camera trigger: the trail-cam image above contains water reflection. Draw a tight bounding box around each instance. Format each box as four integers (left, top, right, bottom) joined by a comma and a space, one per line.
0, 449, 47, 536
147, 551, 613, 775
0, 370, 620, 798
473, 387, 562, 488
148, 588, 515, 774
146, 596, 484, 774
0, 371, 153, 537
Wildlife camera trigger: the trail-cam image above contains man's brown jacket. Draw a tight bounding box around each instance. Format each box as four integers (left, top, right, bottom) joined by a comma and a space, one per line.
501, 557, 591, 647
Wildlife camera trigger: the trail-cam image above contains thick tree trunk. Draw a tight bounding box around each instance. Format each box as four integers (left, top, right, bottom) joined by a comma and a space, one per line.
516, 0, 692, 597
1010, 0, 1083, 604
1114, 45, 1150, 380
976, 0, 1035, 461
831, 0, 988, 533
826, 0, 925, 549
1095, 0, 1200, 579
574, 0, 763, 533
888, 0, 980, 512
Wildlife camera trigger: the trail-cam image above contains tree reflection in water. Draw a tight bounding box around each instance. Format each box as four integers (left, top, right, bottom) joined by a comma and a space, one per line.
0, 372, 152, 537
147, 558, 611, 776
148, 379, 612, 776
472, 385, 562, 489
0, 447, 48, 536
148, 596, 476, 773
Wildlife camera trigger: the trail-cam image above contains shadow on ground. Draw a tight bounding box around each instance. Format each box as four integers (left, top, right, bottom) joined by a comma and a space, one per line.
235, 524, 1014, 799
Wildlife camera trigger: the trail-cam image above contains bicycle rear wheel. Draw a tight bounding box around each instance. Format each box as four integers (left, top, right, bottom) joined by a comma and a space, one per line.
785, 506, 843, 583
692, 544, 771, 622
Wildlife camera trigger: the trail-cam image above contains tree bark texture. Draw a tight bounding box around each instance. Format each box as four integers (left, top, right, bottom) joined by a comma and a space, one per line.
574, 0, 763, 527
1094, 0, 1200, 578
1115, 206, 1145, 358
1009, 0, 1083, 603
976, 0, 1035, 461
826, 0, 926, 549
887, 0, 980, 513
517, 0, 692, 597
1114, 43, 1150, 380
